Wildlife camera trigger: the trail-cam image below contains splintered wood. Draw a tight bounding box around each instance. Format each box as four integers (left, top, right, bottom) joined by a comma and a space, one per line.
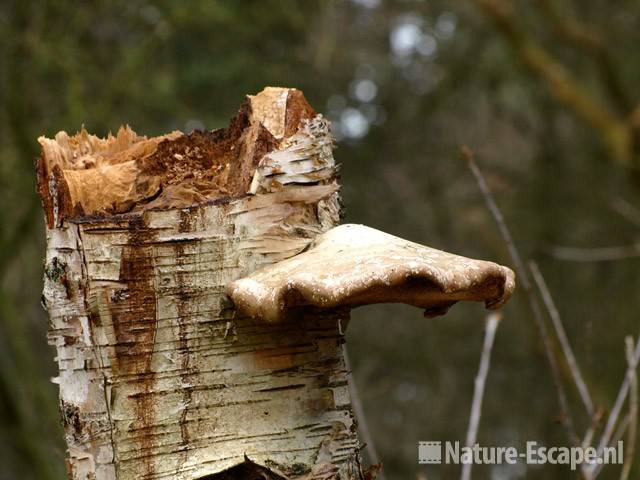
38, 88, 356, 480
36, 87, 315, 224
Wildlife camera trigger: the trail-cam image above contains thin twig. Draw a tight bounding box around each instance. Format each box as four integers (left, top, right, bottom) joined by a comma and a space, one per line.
549, 244, 640, 262
529, 261, 595, 417
620, 336, 638, 480
586, 335, 640, 476
461, 147, 528, 289
581, 408, 604, 450
611, 414, 631, 448
343, 346, 385, 480
461, 312, 502, 480
584, 412, 628, 480
462, 146, 580, 448
610, 197, 640, 228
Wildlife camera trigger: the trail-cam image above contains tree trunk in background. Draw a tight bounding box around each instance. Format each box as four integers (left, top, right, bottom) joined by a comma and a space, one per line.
37, 89, 364, 479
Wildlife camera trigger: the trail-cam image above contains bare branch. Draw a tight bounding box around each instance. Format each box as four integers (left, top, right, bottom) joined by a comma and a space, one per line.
581, 408, 604, 450
529, 261, 595, 417
620, 337, 638, 480
611, 414, 631, 448
462, 146, 580, 447
586, 336, 640, 477
585, 413, 629, 479
343, 346, 386, 480
461, 312, 502, 480
549, 244, 640, 262
610, 197, 640, 228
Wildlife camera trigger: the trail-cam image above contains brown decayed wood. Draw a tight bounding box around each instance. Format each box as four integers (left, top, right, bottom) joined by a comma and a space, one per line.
36, 88, 314, 226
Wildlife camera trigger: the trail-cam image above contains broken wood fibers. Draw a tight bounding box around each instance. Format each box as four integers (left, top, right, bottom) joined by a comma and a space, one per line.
37, 88, 363, 479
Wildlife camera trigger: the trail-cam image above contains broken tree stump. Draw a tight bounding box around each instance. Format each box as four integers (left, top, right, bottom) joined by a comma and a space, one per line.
36, 87, 515, 479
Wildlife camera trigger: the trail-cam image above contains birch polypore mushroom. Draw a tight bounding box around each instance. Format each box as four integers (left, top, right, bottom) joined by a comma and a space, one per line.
35, 86, 514, 480
228, 224, 515, 323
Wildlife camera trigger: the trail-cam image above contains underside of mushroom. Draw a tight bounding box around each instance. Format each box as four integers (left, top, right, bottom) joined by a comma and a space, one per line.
228, 223, 516, 323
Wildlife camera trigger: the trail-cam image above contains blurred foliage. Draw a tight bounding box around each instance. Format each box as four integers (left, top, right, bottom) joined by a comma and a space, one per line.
0, 0, 639, 478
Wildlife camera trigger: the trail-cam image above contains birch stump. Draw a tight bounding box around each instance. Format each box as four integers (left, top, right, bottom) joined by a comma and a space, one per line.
36, 87, 515, 480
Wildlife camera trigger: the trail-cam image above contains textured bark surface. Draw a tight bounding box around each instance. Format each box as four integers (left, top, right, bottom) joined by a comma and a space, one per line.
39, 88, 358, 479
37, 87, 515, 480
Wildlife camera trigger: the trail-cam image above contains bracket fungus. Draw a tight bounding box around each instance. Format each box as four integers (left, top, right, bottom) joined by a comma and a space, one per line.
228, 224, 515, 323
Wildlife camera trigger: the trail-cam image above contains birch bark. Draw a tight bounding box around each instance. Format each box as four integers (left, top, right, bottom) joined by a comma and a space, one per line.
36, 87, 514, 480
38, 88, 358, 479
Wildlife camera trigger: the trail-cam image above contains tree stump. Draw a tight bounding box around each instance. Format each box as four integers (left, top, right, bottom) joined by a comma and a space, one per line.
36, 87, 514, 479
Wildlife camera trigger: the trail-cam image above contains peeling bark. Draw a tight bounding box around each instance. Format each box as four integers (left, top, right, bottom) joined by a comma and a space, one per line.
39, 88, 359, 479
36, 87, 514, 480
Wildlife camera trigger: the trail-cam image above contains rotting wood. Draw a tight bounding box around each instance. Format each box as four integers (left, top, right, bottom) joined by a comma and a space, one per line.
36, 86, 316, 224
36, 87, 515, 480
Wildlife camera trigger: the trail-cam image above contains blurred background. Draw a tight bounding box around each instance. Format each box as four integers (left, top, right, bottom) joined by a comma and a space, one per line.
1, 0, 639, 478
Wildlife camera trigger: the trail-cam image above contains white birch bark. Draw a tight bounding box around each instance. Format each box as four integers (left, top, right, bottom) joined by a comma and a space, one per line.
39, 91, 359, 479
37, 87, 514, 480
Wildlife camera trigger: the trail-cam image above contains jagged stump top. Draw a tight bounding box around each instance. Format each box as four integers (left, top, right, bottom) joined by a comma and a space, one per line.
35, 87, 316, 228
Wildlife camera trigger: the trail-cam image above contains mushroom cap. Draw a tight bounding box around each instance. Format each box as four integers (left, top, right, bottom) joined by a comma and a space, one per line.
228, 224, 516, 323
